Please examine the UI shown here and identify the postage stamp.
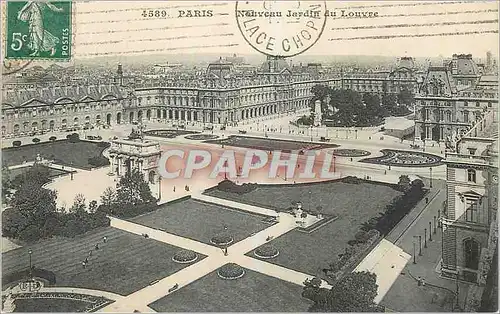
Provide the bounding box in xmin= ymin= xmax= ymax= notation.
xmin=236 ymin=1 xmax=327 ymax=57
xmin=5 ymin=1 xmax=72 ymax=60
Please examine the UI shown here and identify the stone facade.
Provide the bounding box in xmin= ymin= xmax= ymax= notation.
xmin=2 ymin=56 xmax=422 ymax=138
xmin=415 ymin=54 xmax=498 ymax=146
xmin=441 ymin=109 xmax=498 ymax=283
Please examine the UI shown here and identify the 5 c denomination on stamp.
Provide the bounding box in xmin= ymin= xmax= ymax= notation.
xmin=5 ymin=1 xmax=72 ymax=60
xmin=236 ymin=1 xmax=327 ymax=57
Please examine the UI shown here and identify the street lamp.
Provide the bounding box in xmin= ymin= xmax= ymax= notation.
xmin=434 ymin=216 xmax=437 ymax=234
xmin=429 ymin=167 xmax=433 ymax=188
xmin=424 ymin=229 xmax=427 ymax=248
xmin=28 ymin=249 xmax=33 ymax=279
xmin=412 ymin=237 xmax=417 ymax=264
xmin=310 ymin=126 xmax=313 ymax=142
xmin=429 ymin=221 xmax=433 ymax=241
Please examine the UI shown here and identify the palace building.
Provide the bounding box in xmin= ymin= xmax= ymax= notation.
xmin=1 ymin=55 xmax=439 ymax=138
xmin=441 ymin=108 xmax=498 ymax=307
xmin=414 ymin=54 xmax=498 ymax=147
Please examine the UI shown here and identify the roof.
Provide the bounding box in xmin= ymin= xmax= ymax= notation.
xmin=2 ymin=85 xmax=125 ymax=108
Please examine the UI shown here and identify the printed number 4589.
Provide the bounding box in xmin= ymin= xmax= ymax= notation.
xmin=11 ymin=33 xmax=27 ymax=51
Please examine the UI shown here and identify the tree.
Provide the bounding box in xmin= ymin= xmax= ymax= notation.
xmin=397 ymin=175 xmax=411 ymax=192
xmin=88 ymin=200 xmax=98 ymax=213
xmin=309 ymin=271 xmax=379 ymax=312
xmin=49 ymin=136 xmax=57 ymax=142
xmin=11 ymin=181 xmax=57 ymax=225
xmin=70 ymin=194 xmax=86 ymax=214
xmin=2 ymin=208 xmax=29 ymax=238
xmin=18 ymin=225 xmax=42 ymax=242
xmin=115 ymin=169 xmax=155 ymax=206
xmin=100 ymin=187 xmax=116 ymax=206
xmin=13 ymin=141 xmax=21 ymax=147
xmin=32 ymin=138 xmax=40 ymax=144
xmin=411 ymin=178 xmax=425 ymax=192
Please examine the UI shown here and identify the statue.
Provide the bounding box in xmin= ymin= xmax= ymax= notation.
xmin=313 ymin=100 xmax=322 ymax=127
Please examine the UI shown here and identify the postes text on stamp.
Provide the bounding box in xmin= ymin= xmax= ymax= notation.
xmin=5 ymin=1 xmax=72 ymax=60
xmin=236 ymin=1 xmax=327 ymax=57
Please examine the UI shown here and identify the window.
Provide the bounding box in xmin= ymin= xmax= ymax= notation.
xmin=465 ymin=200 xmax=479 ymax=222
xmin=488 ymin=102 xmax=492 ymax=108
xmin=464 ymin=239 xmax=480 ymax=270
xmin=467 ymin=148 xmax=477 ymax=155
xmin=464 ymin=101 xmax=468 ymax=106
xmin=467 ymin=169 xmax=476 ymax=183
xmin=476 ymin=101 xmax=480 ymax=107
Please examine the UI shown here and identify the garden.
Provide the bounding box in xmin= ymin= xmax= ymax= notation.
xmin=144 ymin=129 xmax=198 ymax=139
xmin=2 ymin=227 xmax=203 ymax=295
xmin=148 ymin=268 xmax=312 ymax=312
xmin=204 ymin=135 xmax=339 ymax=153
xmin=360 ymin=149 xmax=443 ymax=167
xmin=130 ymin=198 xmax=271 ymax=246
xmin=332 ymin=148 xmax=371 ymax=157
xmin=207 ymin=178 xmax=425 ymax=278
xmin=2 ymin=139 xmax=110 ymax=169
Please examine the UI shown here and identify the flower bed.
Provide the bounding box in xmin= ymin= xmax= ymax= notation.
xmin=360 ymin=149 xmax=443 ymax=167
xmin=172 ymin=250 xmax=198 ymax=264
xmin=254 ymin=245 xmax=279 ymax=259
xmin=144 ymin=129 xmax=198 ymax=139
xmin=217 ymin=263 xmax=245 ymax=280
xmin=332 ymin=149 xmax=371 ymax=157
xmin=185 ymin=134 xmax=219 ymax=140
xmin=210 ymin=234 xmax=234 ymax=246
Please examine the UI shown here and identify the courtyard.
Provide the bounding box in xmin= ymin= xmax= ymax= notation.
xmin=2 ymin=227 xmax=203 ymax=295
xmin=2 ymin=140 xmax=109 ymax=169
xmin=204 ymin=135 xmax=339 ymax=152
xmin=148 ymin=268 xmax=312 ymax=312
xmin=130 ymin=198 xmax=272 ymax=246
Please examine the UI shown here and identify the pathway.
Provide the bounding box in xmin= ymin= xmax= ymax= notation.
xmin=101 ymin=256 xmax=222 ymax=313
xmin=235 ymin=255 xmax=332 ymax=289
xmin=102 ymin=203 xmax=325 ymax=312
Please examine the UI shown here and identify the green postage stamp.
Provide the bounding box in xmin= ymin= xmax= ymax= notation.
xmin=5 ymin=1 xmax=72 ymax=60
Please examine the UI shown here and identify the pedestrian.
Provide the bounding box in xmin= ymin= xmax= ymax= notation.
xmin=224 ymin=247 xmax=228 ymax=256
xmin=173 ymin=186 xmax=176 ymax=192
xmin=95 ymin=243 xmax=99 ymax=250
xmin=82 ymin=261 xmax=87 ymax=269
xmin=103 ymin=236 xmax=107 ymax=243
xmin=88 ymin=250 xmax=92 ymax=257
xmin=84 ymin=257 xmax=88 ymax=264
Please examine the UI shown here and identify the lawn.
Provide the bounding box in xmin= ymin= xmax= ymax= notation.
xmin=130 ymin=198 xmax=271 ymax=246
xmin=205 ymin=135 xmax=339 ymax=153
xmin=13 ymin=298 xmax=91 ymax=312
xmin=148 ymin=268 xmax=312 ymax=312
xmin=207 ymin=179 xmax=403 ymax=275
xmin=8 ymin=165 xmax=72 ymax=181
xmin=2 ymin=227 xmax=204 ymax=295
xmin=2 ymin=140 xmax=109 ymax=169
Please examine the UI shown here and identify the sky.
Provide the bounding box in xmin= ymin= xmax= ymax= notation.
xmin=71 ymin=0 xmax=499 ymax=60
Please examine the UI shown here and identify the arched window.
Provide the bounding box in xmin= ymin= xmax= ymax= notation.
xmin=464 ymin=238 xmax=480 ymax=270
xmin=467 ymin=169 xmax=476 ymax=183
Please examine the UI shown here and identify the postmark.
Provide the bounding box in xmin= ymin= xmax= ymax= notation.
xmin=5 ymin=1 xmax=72 ymax=60
xmin=235 ymin=1 xmax=327 ymax=57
